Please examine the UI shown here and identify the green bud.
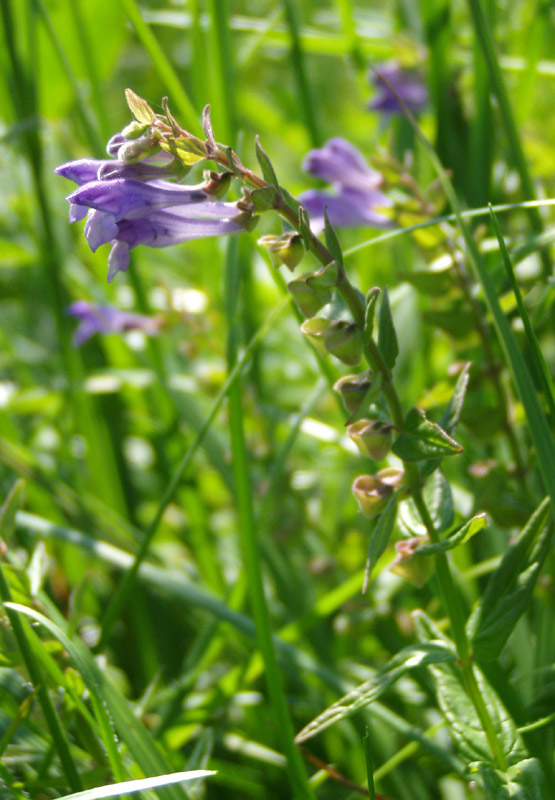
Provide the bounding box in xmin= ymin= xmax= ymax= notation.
xmin=119 ymin=134 xmax=161 ymax=163
xmin=289 ymin=278 xmax=329 ymax=317
xmin=121 ymin=120 xmax=152 ymax=140
xmin=333 ymin=372 xmax=373 ymax=415
xmin=347 ymin=419 xmax=393 ymax=460
xmin=300 ymin=318 xmax=331 ymax=356
xmin=352 ymin=474 xmax=393 ymax=519
xmin=324 ymin=320 xmax=362 ymax=365
xmin=202 ymin=170 xmax=233 ymax=199
xmin=258 ymin=233 xmax=305 ymax=271
xmin=390 ymin=537 xmax=434 ymax=587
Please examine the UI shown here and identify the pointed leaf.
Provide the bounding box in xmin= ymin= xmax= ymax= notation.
xmin=255 ymin=135 xmax=279 ymax=188
xmin=469 ymin=498 xmax=552 ymax=662
xmin=393 ymin=407 xmax=463 ymax=462
xmin=363 ymin=287 xmax=380 ymax=346
xmin=323 ymin=209 xmax=343 ymax=266
xmin=399 ymin=471 xmax=454 ymax=535
xmin=377 ymin=287 xmax=398 ymax=370
xmin=294 ymin=642 xmax=455 ymax=743
xmin=363 ymin=493 xmax=399 ymax=592
xmin=411 ymin=513 xmax=487 ymax=557
xmin=159 ymin=137 xmax=207 ymax=166
xmin=298 ymin=205 xmax=312 ymax=250
xmin=422 ymin=363 xmax=470 ymax=476
xmin=124 ymin=88 xmax=155 ymax=124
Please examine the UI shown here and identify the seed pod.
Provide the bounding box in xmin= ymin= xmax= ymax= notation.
xmin=347 ymin=419 xmax=393 ymax=460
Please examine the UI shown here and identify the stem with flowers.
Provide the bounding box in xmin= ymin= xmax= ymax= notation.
xmin=151 ymin=97 xmax=508 ymax=770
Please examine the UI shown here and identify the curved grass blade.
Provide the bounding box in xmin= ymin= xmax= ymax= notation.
xmin=56 ymin=771 xmax=216 ymax=800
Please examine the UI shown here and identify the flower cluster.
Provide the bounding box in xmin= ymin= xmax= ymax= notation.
xmin=299 ymin=138 xmax=393 ymax=233
xmin=56 ymin=131 xmax=248 ymax=282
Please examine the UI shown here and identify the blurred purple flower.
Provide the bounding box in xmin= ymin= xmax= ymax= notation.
xmin=56 ymin=130 xmax=247 ymax=282
xmin=369 ymin=62 xmax=428 ymax=115
xmin=299 ymin=138 xmax=392 ymax=233
xmin=67 ymin=301 xmax=161 ymax=346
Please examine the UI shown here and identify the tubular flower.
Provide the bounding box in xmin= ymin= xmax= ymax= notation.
xmin=298 ymin=138 xmax=393 ymax=233
xmin=66 ymin=301 xmax=162 ymax=346
xmin=56 ymin=131 xmax=249 ymax=282
xmin=369 ymin=62 xmax=428 ymax=115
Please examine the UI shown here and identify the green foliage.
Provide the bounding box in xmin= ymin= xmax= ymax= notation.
xmin=1 ymin=1 xmax=554 ymax=798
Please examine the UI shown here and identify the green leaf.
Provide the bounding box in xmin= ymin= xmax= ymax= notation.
xmin=255 ymin=135 xmax=279 ymax=188
xmin=294 ymin=642 xmax=455 ymax=744
xmin=412 ymin=513 xmax=487 ymax=557
xmin=468 ymin=497 xmax=552 ymax=662
xmin=399 ymin=471 xmax=454 ymax=535
xmin=421 ymin=363 xmax=470 ymax=477
xmin=323 ymin=208 xmax=343 ymax=265
xmin=393 ymin=407 xmax=464 ymax=462
xmin=250 ymin=186 xmax=280 ymax=211
xmin=430 ymin=662 xmax=524 ymax=765
xmin=159 ymin=137 xmax=207 ymax=166
xmin=298 ymin=205 xmax=312 ymax=250
xmin=363 ymin=287 xmax=380 ymax=346
xmin=377 ymin=287 xmax=398 ymax=370
xmin=476 ymin=758 xmax=546 ymax=800
xmin=362 ymin=494 xmax=399 ymax=592
xmin=124 ymin=88 xmax=155 ymax=124
xmin=56 ymin=771 xmax=216 ymax=800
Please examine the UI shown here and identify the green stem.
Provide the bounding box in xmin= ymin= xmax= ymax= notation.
xmin=411 ymin=491 xmax=508 ymax=770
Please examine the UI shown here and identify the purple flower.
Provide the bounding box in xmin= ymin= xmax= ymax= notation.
xmin=369 ymin=62 xmax=428 ymax=115
xmin=56 ymin=130 xmax=248 ymax=282
xmin=66 ymin=301 xmax=161 ymax=346
xmin=299 ymin=138 xmax=392 ymax=233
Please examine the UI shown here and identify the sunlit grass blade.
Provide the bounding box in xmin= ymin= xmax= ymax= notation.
xmin=56 ymin=771 xmax=216 ymax=800
xmin=344 ymin=198 xmax=555 ymax=258
xmin=489 ymin=207 xmax=555 ymax=423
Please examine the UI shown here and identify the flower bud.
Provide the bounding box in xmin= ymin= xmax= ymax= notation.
xmin=352 ymin=474 xmax=393 ymax=519
xmin=121 ymin=120 xmax=152 ymax=140
xmin=258 ymin=233 xmax=305 ymax=271
xmin=333 ymin=372 xmax=373 ymax=414
xmin=324 ymin=320 xmax=362 ymax=365
xmin=202 ymin=170 xmax=233 ymax=199
xmin=300 ymin=317 xmax=331 ymax=355
xmin=390 ymin=537 xmax=434 ymax=587
xmin=118 ymin=133 xmax=161 ymax=163
xmin=347 ymin=419 xmax=393 ymax=460
xmin=288 ymin=276 xmax=330 ymax=317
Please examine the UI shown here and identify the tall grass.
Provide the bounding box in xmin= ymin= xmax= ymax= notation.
xmin=1 ymin=2 xmax=553 ymax=799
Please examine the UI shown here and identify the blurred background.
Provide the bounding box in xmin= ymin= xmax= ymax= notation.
xmin=1 ymin=2 xmax=554 ymax=798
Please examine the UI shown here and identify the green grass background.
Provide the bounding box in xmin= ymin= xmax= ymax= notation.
xmin=0 ymin=1 xmax=554 ymax=798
